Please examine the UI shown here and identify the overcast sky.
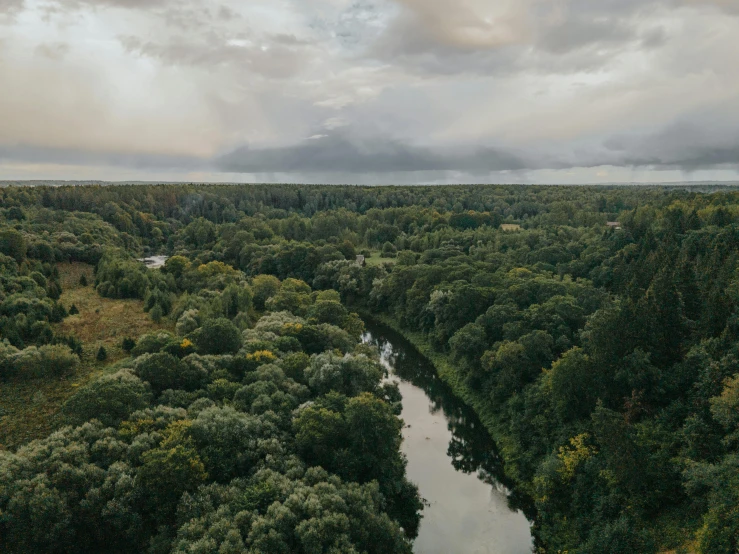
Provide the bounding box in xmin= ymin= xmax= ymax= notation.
xmin=1 ymin=0 xmax=739 ymax=184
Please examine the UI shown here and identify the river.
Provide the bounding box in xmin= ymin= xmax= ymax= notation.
xmin=362 ymin=321 xmax=534 ymax=554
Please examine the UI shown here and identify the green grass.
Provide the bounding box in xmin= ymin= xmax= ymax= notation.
xmin=0 ymin=263 xmax=173 ymax=451
xmin=364 ymin=251 xmax=396 ymax=267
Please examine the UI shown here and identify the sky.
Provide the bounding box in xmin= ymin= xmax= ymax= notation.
xmin=1 ymin=0 xmax=739 ymax=184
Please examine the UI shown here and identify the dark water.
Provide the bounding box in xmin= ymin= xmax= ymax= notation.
xmin=362 ymin=321 xmax=534 ymax=554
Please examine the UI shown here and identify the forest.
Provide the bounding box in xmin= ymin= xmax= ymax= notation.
xmin=2 ymin=183 xmax=739 ymax=553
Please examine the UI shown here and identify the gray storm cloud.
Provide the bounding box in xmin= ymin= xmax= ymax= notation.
xmin=216 ymin=132 xmax=528 ymax=174
xmin=1 ymin=0 xmax=739 ymax=182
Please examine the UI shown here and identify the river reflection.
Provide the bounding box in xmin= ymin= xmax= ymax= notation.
xmin=363 ymin=321 xmax=534 ymax=554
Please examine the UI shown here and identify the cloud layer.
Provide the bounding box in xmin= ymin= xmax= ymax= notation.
xmin=1 ymin=0 xmax=739 ymax=183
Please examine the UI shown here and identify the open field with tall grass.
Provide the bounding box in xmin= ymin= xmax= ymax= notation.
xmin=0 ymin=263 xmax=172 ymax=450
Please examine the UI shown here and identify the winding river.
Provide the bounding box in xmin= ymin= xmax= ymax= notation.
xmin=362 ymin=321 xmax=534 ymax=554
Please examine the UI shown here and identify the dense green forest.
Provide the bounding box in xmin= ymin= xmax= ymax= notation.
xmin=3 ymin=183 xmax=739 ymax=552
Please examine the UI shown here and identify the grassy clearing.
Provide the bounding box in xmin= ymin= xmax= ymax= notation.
xmin=364 ymin=251 xmax=396 ymax=267
xmin=0 ymin=263 xmax=173 ymax=451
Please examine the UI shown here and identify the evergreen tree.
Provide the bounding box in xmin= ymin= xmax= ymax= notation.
xmin=96 ymin=345 xmax=108 ymax=362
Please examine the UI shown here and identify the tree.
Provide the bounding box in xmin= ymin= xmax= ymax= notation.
xmin=307 ymin=300 xmax=348 ymax=327
xmin=190 ymin=317 xmax=242 ymax=355
xmin=0 ymin=229 xmax=27 ymax=261
xmin=149 ymin=303 xmax=163 ymax=323
xmin=96 ymin=345 xmax=108 ymax=361
xmin=62 ymin=369 xmax=152 ymax=426
xmin=251 ymin=274 xmax=281 ymax=310
xmin=449 ymin=322 xmax=487 ymax=371
xmin=382 ymin=241 xmax=398 ymax=258
xmin=189 ymin=406 xmax=273 ymax=482
xmin=134 ymin=351 xmax=208 ymax=394
xmin=305 ymin=352 xmax=383 ymax=397
xmin=138 ymin=433 xmax=208 ymax=518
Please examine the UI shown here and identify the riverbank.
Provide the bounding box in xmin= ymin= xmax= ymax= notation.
xmin=363 ymin=323 xmax=533 ymax=553
xmin=362 ymin=312 xmax=699 ymax=553
xmin=361 ymin=312 xmax=531 ymax=492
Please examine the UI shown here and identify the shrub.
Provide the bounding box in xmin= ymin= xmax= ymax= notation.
xmin=96 ymin=346 xmax=108 ymax=361
xmin=176 ymin=309 xmax=200 ymax=336
xmin=121 ymin=337 xmax=136 ymax=353
xmin=149 ymin=304 xmax=163 ymax=323
xmin=62 ymin=369 xmax=152 ymax=426
xmin=132 ymin=331 xmax=176 ymax=357
xmin=5 ymin=344 xmax=79 ymax=379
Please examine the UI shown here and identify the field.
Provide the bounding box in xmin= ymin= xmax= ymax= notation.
xmin=364 ymin=251 xmax=397 ymax=267
xmin=500 ymin=224 xmax=522 ymax=231
xmin=0 ymin=263 xmax=173 ymax=451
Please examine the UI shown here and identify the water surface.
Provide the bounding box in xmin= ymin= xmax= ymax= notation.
xmin=363 ymin=322 xmax=534 ymax=554
xmin=138 ymin=255 xmax=169 ymax=269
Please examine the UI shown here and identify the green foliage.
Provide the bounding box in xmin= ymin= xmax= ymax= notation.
xmin=63 ymin=369 xmax=152 ymax=426
xmin=121 ymin=337 xmax=136 ymax=352
xmin=96 ymin=345 xmax=108 ymax=361
xmin=95 ymin=251 xmax=150 ymax=299
xmin=9 ymin=183 xmax=739 ymax=552
xmin=304 ymin=352 xmax=383 ymax=397
xmin=0 ymin=228 xmax=27 ymax=261
xmin=0 ymin=343 xmax=79 ymax=380
xmin=136 ymin=351 xmax=209 ymax=394
xmin=190 ymin=317 xmax=242 ymax=355
xmin=251 ymin=274 xmax=281 ymax=310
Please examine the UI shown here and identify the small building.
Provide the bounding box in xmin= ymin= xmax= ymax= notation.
xmin=606 ymin=222 xmax=622 ymax=230
xmin=356 ymin=255 xmax=366 ymax=267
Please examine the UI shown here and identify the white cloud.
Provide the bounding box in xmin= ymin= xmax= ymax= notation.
xmin=0 ymin=0 xmax=738 ymax=182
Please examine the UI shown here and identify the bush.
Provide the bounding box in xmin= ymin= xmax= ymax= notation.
xmin=132 ymin=331 xmax=176 ymax=357
xmin=149 ymin=304 xmax=163 ymax=323
xmin=4 ymin=344 xmax=79 ymax=379
xmin=79 ymin=273 xmax=88 ymax=287
xmin=62 ymin=369 xmax=152 ymax=426
xmin=121 ymin=337 xmax=136 ymax=353
xmin=176 ymin=310 xmax=201 ymax=336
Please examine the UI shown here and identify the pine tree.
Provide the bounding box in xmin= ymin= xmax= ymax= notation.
xmin=96 ymin=345 xmax=108 ymax=362
xmin=69 ymin=304 xmax=79 ymax=315
xmin=79 ymin=273 xmax=89 ymax=287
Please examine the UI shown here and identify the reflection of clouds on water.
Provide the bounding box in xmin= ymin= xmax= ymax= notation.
xmin=362 ymin=324 xmax=534 ymax=554
xmin=138 ymin=255 xmax=169 ymax=269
